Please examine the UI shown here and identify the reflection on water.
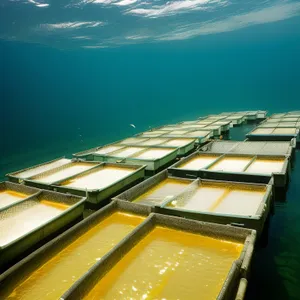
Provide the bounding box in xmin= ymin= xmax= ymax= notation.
xmin=1 ymin=0 xmax=300 ymax=48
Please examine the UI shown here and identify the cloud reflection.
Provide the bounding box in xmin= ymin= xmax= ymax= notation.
xmin=128 ymin=0 xmax=226 ymax=18
xmin=1 ymin=0 xmax=300 ymax=48
xmin=41 ymin=22 xmax=105 ymax=30
xmin=157 ymin=2 xmax=300 ymax=40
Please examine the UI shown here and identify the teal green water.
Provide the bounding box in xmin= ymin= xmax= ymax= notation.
xmin=1 ymin=0 xmax=300 ymax=298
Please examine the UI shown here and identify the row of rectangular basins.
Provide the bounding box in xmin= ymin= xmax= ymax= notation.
xmin=246 ymin=113 xmax=300 ymax=143
xmin=0 ymin=111 xmax=293 ymax=300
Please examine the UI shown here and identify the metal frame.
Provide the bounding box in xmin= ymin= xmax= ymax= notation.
xmin=23 ymin=161 xmax=101 ymax=190
xmin=52 ymin=162 xmax=146 ymax=204
xmin=168 ymin=151 xmax=290 ymax=188
xmin=0 ymin=181 xmax=40 ymax=212
xmin=6 ymin=157 xmax=71 ymax=183
xmin=0 ymin=190 xmax=85 ymax=270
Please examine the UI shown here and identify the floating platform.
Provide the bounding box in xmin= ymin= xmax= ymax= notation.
xmin=156 ymin=179 xmax=272 ymax=237
xmin=223 ymin=115 xmax=245 ymax=126
xmin=138 ymin=130 xmax=169 ymax=138
xmin=92 ymin=146 xmax=178 ymax=173
xmin=246 ymin=126 xmax=299 ymax=142
xmin=168 ymin=152 xmax=290 ymax=188
xmin=202 ymin=124 xmax=222 ymax=135
xmin=7 ymin=157 xmax=71 ymax=183
xmin=58 ymin=204 xmax=256 ymax=300
xmin=53 ymin=163 xmax=146 ymax=204
xmin=0 ymin=182 xmax=39 ymax=211
xmin=0 ymin=190 xmax=85 ymax=270
xmin=0 ymin=201 xmax=149 ymax=299
xmin=73 ymin=144 xmax=125 ymax=160
xmin=155 ymin=138 xmax=196 ymax=155
xmin=162 ymin=129 xmax=212 ymax=144
xmin=114 ymin=170 xmax=272 ymax=236
xmin=201 ymin=140 xmax=295 ymax=157
xmin=113 ymin=170 xmax=193 ymax=207
xmin=22 ymin=161 xmax=100 ymax=190
xmin=211 ymin=120 xmax=232 ymax=132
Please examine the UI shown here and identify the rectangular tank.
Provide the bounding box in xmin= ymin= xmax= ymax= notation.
xmin=169 ymin=152 xmax=290 ymax=188
xmin=0 ymin=182 xmax=39 ymax=211
xmin=244 ymin=157 xmax=286 ymax=175
xmin=59 ymin=209 xmax=256 ymax=300
xmin=139 ymin=130 xmax=168 ymax=137
xmin=0 ymin=201 xmax=150 ymax=299
xmin=178 ymin=124 xmax=207 ymax=129
xmin=73 ymin=144 xmax=125 ymax=160
xmin=138 ymin=138 xmax=169 ymax=146
xmin=104 ymin=146 xmax=145 ymax=159
xmin=211 ymin=121 xmax=231 ymax=132
xmin=157 ymin=179 xmax=272 ymax=236
xmin=251 ymin=128 xmax=274 ymax=135
xmin=158 ymin=138 xmax=196 ymax=155
xmin=208 ymin=155 xmax=253 ymax=172
xmin=119 ymin=137 xmax=149 ymax=146
xmin=93 ymin=144 xmax=125 ymax=156
xmin=247 ymin=126 xmax=299 ymax=141
xmin=258 ymin=141 xmax=294 ymax=156
xmin=203 ymin=125 xmax=222 ymax=136
xmin=7 ymin=157 xmax=71 ymax=183
xmin=173 ymin=153 xmax=221 ymax=175
xmin=101 ymin=147 xmax=178 ymax=172
xmin=179 ymin=120 xmax=199 ymax=125
xmin=24 ymin=161 xmax=100 ymax=189
xmin=281 ymin=117 xmax=299 ymax=122
xmin=273 ymin=128 xmax=297 ymax=134
xmin=203 ymin=140 xmax=293 ymax=157
xmin=202 ymin=140 xmax=240 ymax=153
xmin=127 ymin=148 xmax=178 ymax=171
xmin=0 ymin=190 xmax=85 ymax=270
xmin=225 ymin=115 xmax=244 ymax=125
xmin=197 ymin=121 xmax=213 ymax=125
xmin=113 ymin=170 xmax=194 ymax=207
xmin=257 ymin=111 xmax=267 ymax=119
xmin=53 ymin=163 xmax=146 ymax=204
xmin=157 ymin=125 xmax=182 ymax=131
xmin=184 ymin=130 xmax=212 ymax=142
xmin=245 ymin=111 xmax=258 ymax=120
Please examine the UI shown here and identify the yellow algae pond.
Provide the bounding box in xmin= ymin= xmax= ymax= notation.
xmin=133 ymin=178 xmax=190 ymax=206
xmin=85 ymin=226 xmax=243 ymax=300
xmin=0 ymin=199 xmax=69 ymax=247
xmin=60 ymin=166 xmax=134 ymax=190
xmin=178 ymin=155 xmax=220 ymax=170
xmin=167 ymin=183 xmax=266 ymax=217
xmin=4 ymin=212 xmax=144 ymax=300
xmin=0 ymin=190 xmax=30 ymax=209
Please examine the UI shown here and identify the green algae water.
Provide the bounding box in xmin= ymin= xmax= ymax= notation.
xmin=1 ymin=0 xmax=300 ymax=298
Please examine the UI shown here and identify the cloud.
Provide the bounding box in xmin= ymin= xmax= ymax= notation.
xmin=125 ymin=34 xmax=150 ymax=40
xmin=158 ymin=2 xmax=300 ymax=40
xmin=82 ymin=45 xmax=108 ymax=48
xmin=72 ymin=35 xmax=92 ymax=39
xmin=28 ymin=0 xmax=49 ymax=7
xmin=114 ymin=0 xmax=137 ymax=6
xmin=128 ymin=0 xmax=225 ymax=18
xmin=41 ymin=21 xmax=104 ymax=30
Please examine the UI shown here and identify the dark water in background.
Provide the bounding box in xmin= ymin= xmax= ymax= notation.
xmin=1 ymin=0 xmax=300 ymax=298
